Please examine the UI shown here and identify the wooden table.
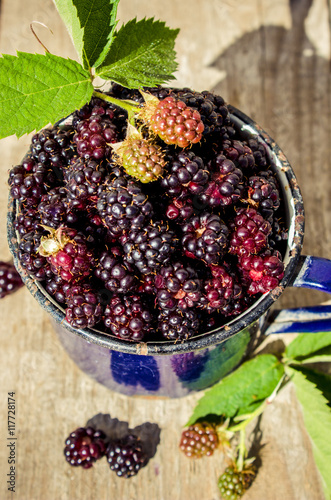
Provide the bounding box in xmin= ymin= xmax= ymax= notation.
xmin=0 ymin=1 xmax=330 ymax=498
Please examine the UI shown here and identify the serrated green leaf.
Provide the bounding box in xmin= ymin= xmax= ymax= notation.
xmin=293 ymin=366 xmax=331 ymax=406
xmin=287 ymin=366 xmax=331 ymax=499
xmin=96 ymin=18 xmax=179 ymax=88
xmin=286 ymin=332 xmax=331 ymax=361
xmin=186 ymin=354 xmax=284 ymax=426
xmin=54 ymin=0 xmax=120 ymax=69
xmin=0 ymin=52 xmax=93 ymax=138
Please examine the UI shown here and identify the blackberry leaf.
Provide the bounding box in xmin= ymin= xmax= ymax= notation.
xmin=96 ymin=18 xmax=179 ymax=88
xmin=186 ymin=354 xmax=284 ymax=426
xmin=54 ymin=0 xmax=120 ymax=69
xmin=285 ymin=331 xmax=331 ymax=362
xmin=287 ymin=366 xmax=331 ymax=500
xmin=0 ymin=52 xmax=94 ymax=139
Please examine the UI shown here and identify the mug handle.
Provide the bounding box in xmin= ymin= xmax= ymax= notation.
xmin=263 ymin=255 xmax=331 ymax=335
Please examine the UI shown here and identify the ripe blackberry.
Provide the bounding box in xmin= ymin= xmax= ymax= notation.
xmin=154 ymin=261 xmax=202 ymax=311
xmin=218 ymin=466 xmax=256 ymax=500
xmin=222 ymin=139 xmax=255 ymax=170
xmin=103 ymin=294 xmax=154 ymax=341
xmin=0 ymin=261 xmax=23 ymax=298
xmin=246 ymin=137 xmax=269 ymax=169
xmin=18 ymin=229 xmax=51 ymax=281
xmin=179 ymin=422 xmax=219 ymax=458
xmin=165 ymin=197 xmax=194 ymax=222
xmin=106 ymin=434 xmax=147 ymax=478
xmin=229 ymin=207 xmax=271 ymax=257
xmin=94 ymin=250 xmax=138 ymax=294
xmin=73 ymin=111 xmax=120 ymax=160
xmin=199 ymin=154 xmax=243 ymax=207
xmin=45 ymin=274 xmax=70 ymax=303
xmin=64 ymin=157 xmax=108 ymax=203
xmin=181 ymin=212 xmax=229 ymax=265
xmin=97 ymin=176 xmax=153 ymax=239
xmin=200 ymin=265 xmax=242 ymax=314
xmin=38 ymin=226 xmax=94 ymax=282
xmin=114 ymin=133 xmax=166 ymax=183
xmin=14 ymin=206 xmax=41 ymax=238
xmin=30 ymin=126 xmax=75 ymax=168
xmin=161 ymin=151 xmax=209 ymax=198
xmin=144 ymin=95 xmax=204 ymax=148
xmin=239 ymin=249 xmax=284 ymax=295
xmin=37 ymin=187 xmax=80 ymax=228
xmin=64 ymin=426 xmax=107 ymax=469
xmin=246 ymin=171 xmax=280 ymax=221
xmin=158 ymin=307 xmax=199 ymax=341
xmin=120 ymin=220 xmax=178 ymax=275
xmin=8 ymin=155 xmax=57 ymax=207
xmin=65 ymin=283 xmax=103 ymax=329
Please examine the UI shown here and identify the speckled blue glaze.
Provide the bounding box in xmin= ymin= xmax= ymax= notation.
xmin=7 ymin=106 xmax=331 ymax=398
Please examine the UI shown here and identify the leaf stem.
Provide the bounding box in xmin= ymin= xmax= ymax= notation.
xmin=237 ymin=428 xmax=246 ymax=472
xmin=92 ymin=90 xmax=141 ymax=121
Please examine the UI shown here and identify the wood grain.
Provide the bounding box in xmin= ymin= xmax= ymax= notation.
xmin=0 ymin=1 xmax=330 ymax=499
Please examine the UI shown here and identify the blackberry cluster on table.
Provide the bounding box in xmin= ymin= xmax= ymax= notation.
xmin=9 ymin=85 xmax=287 ymax=342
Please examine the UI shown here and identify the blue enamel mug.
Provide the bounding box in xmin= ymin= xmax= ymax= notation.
xmin=7 ymin=106 xmax=331 ymax=398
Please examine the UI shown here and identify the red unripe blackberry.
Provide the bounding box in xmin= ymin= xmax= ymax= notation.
xmin=65 ymin=283 xmax=103 ymax=329
xmin=179 ymin=422 xmax=219 ymax=458
xmin=239 ymin=250 xmax=284 ymax=294
xmin=199 ymin=155 xmax=243 ymax=207
xmin=73 ymin=113 xmax=119 ymax=160
xmin=115 ymin=135 xmax=166 ymax=183
xmin=38 ymin=226 xmax=94 ymax=282
xmin=154 ymin=261 xmax=202 ymax=311
xmin=103 ymin=294 xmax=154 ymax=341
xmin=181 ymin=212 xmax=229 ymax=265
xmin=94 ymin=250 xmax=138 ymax=294
xmin=158 ymin=307 xmax=199 ymax=341
xmin=229 ymin=207 xmax=271 ymax=257
xmin=148 ymin=95 xmax=204 ymax=148
xmin=161 ymin=151 xmax=209 ymax=198
xmin=97 ymin=176 xmax=153 ymax=239
xmin=120 ymin=220 xmax=178 ymax=275
xmin=64 ymin=426 xmax=107 ymax=469
xmin=218 ymin=466 xmax=256 ymax=499
xmin=106 ymin=434 xmax=147 ymax=478
xmin=0 ymin=261 xmax=23 ymax=298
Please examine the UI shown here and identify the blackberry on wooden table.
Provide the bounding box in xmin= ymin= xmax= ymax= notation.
xmin=106 ymin=434 xmax=147 ymax=478
xmin=64 ymin=426 xmax=107 ymax=469
xmin=0 ymin=261 xmax=23 ymax=299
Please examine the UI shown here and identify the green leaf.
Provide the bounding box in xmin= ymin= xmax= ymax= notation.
xmin=96 ymin=18 xmax=179 ymax=88
xmin=287 ymin=366 xmax=331 ymax=499
xmin=186 ymin=354 xmax=284 ymax=426
xmin=293 ymin=366 xmax=331 ymax=406
xmin=54 ymin=0 xmax=120 ymax=69
xmin=286 ymin=332 xmax=331 ymax=361
xmin=0 ymin=52 xmax=93 ymax=139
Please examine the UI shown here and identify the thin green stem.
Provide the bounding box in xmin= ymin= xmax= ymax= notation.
xmin=93 ymin=91 xmax=141 ymax=119
xmin=237 ymin=428 xmax=247 ymax=472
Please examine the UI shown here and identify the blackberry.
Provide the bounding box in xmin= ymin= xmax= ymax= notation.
xmin=103 ymin=294 xmax=154 ymax=341
xmin=218 ymin=466 xmax=256 ymax=500
xmin=94 ymin=250 xmax=138 ymax=294
xmin=64 ymin=157 xmax=109 ymax=203
xmin=73 ymin=111 xmax=120 ymax=160
xmin=30 ymin=126 xmax=75 ymax=168
xmin=8 ymin=155 xmax=57 ymax=207
xmin=120 ymin=220 xmax=178 ymax=275
xmin=65 ymin=283 xmax=103 ymax=329
xmin=179 ymin=422 xmax=219 ymax=458
xmin=158 ymin=307 xmax=199 ymax=341
xmin=181 ymin=212 xmax=229 ymax=265
xmin=45 ymin=274 xmax=70 ymax=303
xmin=38 ymin=226 xmax=94 ymax=282
xmin=37 ymin=187 xmax=80 ymax=228
xmin=154 ymin=261 xmax=202 ymax=311
xmin=222 ymin=139 xmax=255 ymax=170
xmin=143 ymin=95 xmax=204 ymax=148
xmin=106 ymin=434 xmax=147 ymax=478
xmin=18 ymin=229 xmax=51 ymax=281
xmin=161 ymin=151 xmax=209 ymax=198
xmin=199 ymin=154 xmax=243 ymax=207
xmin=246 ymin=137 xmax=269 ymax=169
xmin=165 ymin=197 xmax=194 ymax=222
xmin=64 ymin=426 xmax=107 ymax=469
xmin=239 ymin=249 xmax=284 ymax=295
xmin=246 ymin=171 xmax=280 ymax=221
xmin=114 ymin=132 xmax=166 ymax=183
xmin=229 ymin=207 xmax=271 ymax=257
xmin=97 ymin=176 xmax=153 ymax=239
xmin=200 ymin=265 xmax=242 ymax=314
xmin=0 ymin=261 xmax=23 ymax=298
xmin=14 ymin=206 xmax=41 ymax=238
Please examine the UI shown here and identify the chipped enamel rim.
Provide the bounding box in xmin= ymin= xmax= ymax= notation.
xmin=7 ymin=106 xmax=305 ymax=355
